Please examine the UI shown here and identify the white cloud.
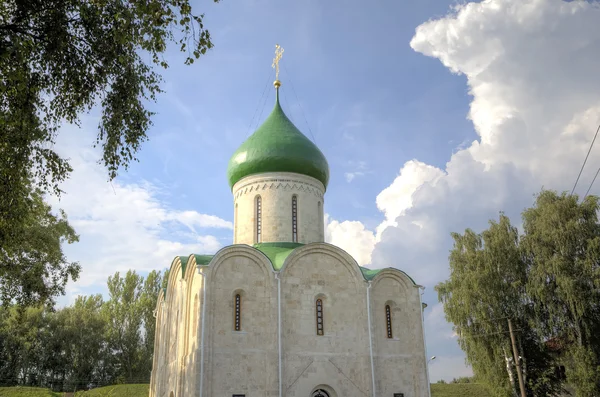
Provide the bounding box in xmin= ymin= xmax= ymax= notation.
xmin=375 ymin=160 xmax=444 ymax=240
xmin=344 ymin=172 xmax=365 ymax=183
xmin=49 ymin=123 xmax=231 ymax=292
xmin=369 ymin=0 xmax=600 ymax=283
xmin=328 ymin=0 xmax=600 ymax=380
xmin=324 ymin=214 xmax=375 ymax=266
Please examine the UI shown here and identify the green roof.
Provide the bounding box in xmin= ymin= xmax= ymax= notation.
xmin=194 ymin=254 xmax=213 ymax=266
xmin=227 ymin=90 xmax=330 ymax=190
xmin=162 ymin=245 xmax=415 ymax=299
xmin=253 ymin=242 xmax=304 ymax=270
xmin=178 ymin=256 xmax=189 ymax=276
xmin=359 ymin=266 xmax=383 ymax=280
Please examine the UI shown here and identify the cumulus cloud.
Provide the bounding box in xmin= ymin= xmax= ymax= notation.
xmin=49 ymin=123 xmax=231 ymax=293
xmin=375 ymin=160 xmax=444 ymax=240
xmin=328 ymin=0 xmax=600 ymax=379
xmin=324 ymin=214 xmax=376 ymax=266
xmin=371 ymin=0 xmax=600 ymax=282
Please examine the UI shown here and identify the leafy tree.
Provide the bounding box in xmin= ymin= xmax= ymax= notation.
xmin=0 ymin=185 xmax=79 ymax=306
xmin=0 ymin=269 xmax=165 ymax=390
xmin=63 ymin=295 xmax=108 ymax=390
xmin=521 ymin=191 xmax=600 ymax=397
xmin=437 ymin=214 xmax=562 ymax=397
xmin=138 ymin=270 xmax=163 ymax=377
xmin=0 ymin=0 xmax=218 ymax=303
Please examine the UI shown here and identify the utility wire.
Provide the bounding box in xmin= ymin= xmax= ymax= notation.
xmin=583 ymin=166 xmax=600 ymax=199
xmin=246 ymin=69 xmax=274 ymax=137
xmin=282 ymin=63 xmax=317 ymax=144
xmin=281 ymin=84 xmax=294 ymax=123
xmin=571 ymin=123 xmax=600 ymax=195
xmin=255 ymin=86 xmax=272 ymax=132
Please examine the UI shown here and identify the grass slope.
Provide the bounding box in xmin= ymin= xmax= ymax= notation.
xmin=75 ymin=384 xmax=149 ymax=396
xmin=1 ymin=383 xmax=490 ymax=397
xmin=0 ymin=387 xmax=61 ymax=397
xmin=431 ymin=383 xmax=492 ymax=397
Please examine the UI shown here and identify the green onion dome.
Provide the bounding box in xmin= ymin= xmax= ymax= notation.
xmin=227 ymin=88 xmax=330 ymax=190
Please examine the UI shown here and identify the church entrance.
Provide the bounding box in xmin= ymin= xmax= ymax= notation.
xmin=310 ymin=385 xmax=336 ymax=397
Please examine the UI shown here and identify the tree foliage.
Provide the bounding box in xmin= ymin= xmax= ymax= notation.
xmin=439 ymin=190 xmax=600 ymax=397
xmin=0 ymin=0 xmax=218 ymax=303
xmin=0 ymin=184 xmax=79 ymax=306
xmin=521 ymin=191 xmax=600 ymax=396
xmin=0 ymin=269 xmax=166 ymax=391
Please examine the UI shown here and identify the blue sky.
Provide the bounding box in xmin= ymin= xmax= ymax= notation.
xmin=126 ymin=0 xmax=474 ymax=228
xmin=51 ymin=0 xmax=600 ymax=382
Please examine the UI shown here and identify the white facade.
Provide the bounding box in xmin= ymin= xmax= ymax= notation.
xmin=233 ymin=172 xmax=325 ymax=245
xmin=150 ymin=174 xmax=430 ymax=397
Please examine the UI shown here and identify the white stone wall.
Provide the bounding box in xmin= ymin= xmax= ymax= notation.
xmin=371 ymin=271 xmax=429 ymax=397
xmin=150 ymin=244 xmax=429 ymax=397
xmin=202 ymin=246 xmax=279 ymax=397
xmin=280 ymin=244 xmax=373 ymax=397
xmin=232 ymin=172 xmax=325 ymax=245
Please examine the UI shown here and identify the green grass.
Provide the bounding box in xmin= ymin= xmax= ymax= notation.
xmin=1 ymin=383 xmax=490 ymax=397
xmin=75 ymin=384 xmax=149 ymax=397
xmin=431 ymin=383 xmax=492 ymax=397
xmin=0 ymin=387 xmax=61 ymax=397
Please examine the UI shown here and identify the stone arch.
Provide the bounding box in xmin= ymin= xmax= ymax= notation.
xmin=209 ymin=244 xmax=274 ymax=279
xmin=203 ymin=245 xmax=276 ymax=395
xmin=371 ymin=268 xmax=415 ymax=293
xmin=311 ymin=385 xmax=337 ymax=397
xmin=280 ymin=242 xmax=365 ymax=288
xmin=165 ymin=256 xmax=183 ymax=303
xmin=183 ymin=254 xmax=199 ymax=282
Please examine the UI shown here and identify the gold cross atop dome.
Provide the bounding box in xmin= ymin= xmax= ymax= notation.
xmin=272 ymin=44 xmax=284 ymax=88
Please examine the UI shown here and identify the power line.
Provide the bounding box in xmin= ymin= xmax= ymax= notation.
xmin=281 ymin=83 xmax=294 ymax=123
xmin=583 ymin=166 xmax=600 ymax=199
xmin=254 ymin=74 xmax=274 ymax=133
xmin=282 ymin=63 xmax=317 ymax=144
xmin=245 ymin=69 xmax=274 ymax=137
xmin=571 ymin=123 xmax=600 ymax=195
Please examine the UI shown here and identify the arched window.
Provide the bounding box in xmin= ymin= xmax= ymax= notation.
xmin=192 ymin=294 xmax=199 ymax=339
xmin=318 ymin=201 xmax=323 ymax=236
xmin=234 ymin=203 xmax=238 ymax=242
xmin=255 ymin=196 xmax=262 ymax=243
xmin=292 ymin=195 xmax=298 ymax=242
xmin=386 ymin=304 xmax=393 ymax=338
xmin=234 ymin=293 xmax=242 ymax=331
xmin=316 ymin=299 xmax=324 ymax=336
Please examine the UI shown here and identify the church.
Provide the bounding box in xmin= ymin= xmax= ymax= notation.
xmin=149 ymin=50 xmax=429 ymax=397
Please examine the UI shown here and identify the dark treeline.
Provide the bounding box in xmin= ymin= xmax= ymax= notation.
xmin=0 ymin=269 xmax=167 ymax=392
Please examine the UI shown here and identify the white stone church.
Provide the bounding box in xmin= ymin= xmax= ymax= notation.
xmin=150 ymin=77 xmax=429 ymax=397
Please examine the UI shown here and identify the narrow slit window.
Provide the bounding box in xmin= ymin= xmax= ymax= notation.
xmin=234 ymin=203 xmax=238 ymax=242
xmin=292 ymin=195 xmax=298 ymax=243
xmin=318 ymin=201 xmax=322 ymax=236
xmin=316 ymin=299 xmax=324 ymax=336
xmin=234 ymin=294 xmax=241 ymax=331
xmin=386 ymin=304 xmax=393 ymax=338
xmin=256 ymin=196 xmax=262 ymax=243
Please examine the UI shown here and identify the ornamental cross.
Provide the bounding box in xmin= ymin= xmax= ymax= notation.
xmin=272 ymin=44 xmax=284 ymax=81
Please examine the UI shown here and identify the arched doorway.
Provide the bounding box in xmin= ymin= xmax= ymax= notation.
xmin=311 ymin=385 xmax=336 ymax=397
